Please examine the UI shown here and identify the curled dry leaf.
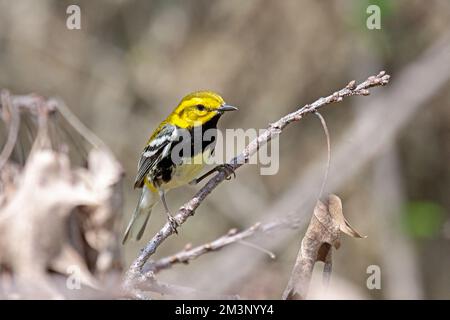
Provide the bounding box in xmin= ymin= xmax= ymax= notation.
xmin=283 ymin=194 xmax=365 ymax=300
xmin=328 ymin=194 xmax=366 ymax=240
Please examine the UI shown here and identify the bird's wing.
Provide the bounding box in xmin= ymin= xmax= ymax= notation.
xmin=134 ymin=123 xmax=178 ymax=188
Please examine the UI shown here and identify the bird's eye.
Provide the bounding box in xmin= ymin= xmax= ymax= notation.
xmin=196 ymin=104 xmax=206 ymax=111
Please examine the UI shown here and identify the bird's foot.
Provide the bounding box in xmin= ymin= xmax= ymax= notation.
xmin=189 ymin=164 xmax=236 ymax=185
xmin=217 ymin=164 xmax=236 ymax=180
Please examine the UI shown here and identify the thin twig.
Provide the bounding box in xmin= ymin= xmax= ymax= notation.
xmin=314 ymin=111 xmax=330 ymax=200
xmin=125 ymin=72 xmax=390 ymax=289
xmin=144 ymin=224 xmax=261 ymax=273
xmin=141 ymin=216 xmax=300 ymax=277
xmin=237 ymin=240 xmax=276 ymax=259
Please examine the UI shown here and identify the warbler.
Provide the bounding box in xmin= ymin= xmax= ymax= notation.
xmin=122 ymin=91 xmax=237 ymax=244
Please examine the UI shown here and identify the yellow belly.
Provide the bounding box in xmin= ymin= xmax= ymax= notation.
xmin=145 ymin=148 xmax=212 ymax=192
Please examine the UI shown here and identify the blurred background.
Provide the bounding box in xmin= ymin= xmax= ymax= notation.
xmin=0 ymin=0 xmax=449 ymax=299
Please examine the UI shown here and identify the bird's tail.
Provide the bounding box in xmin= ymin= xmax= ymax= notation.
xmin=122 ymin=187 xmax=158 ymax=244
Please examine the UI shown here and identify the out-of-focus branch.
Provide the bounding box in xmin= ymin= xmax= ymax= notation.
xmin=125 ymin=71 xmax=390 ymax=290
xmin=0 ymin=93 xmax=108 ymax=152
xmin=282 ymin=195 xmax=365 ymax=300
xmin=372 ymin=144 xmax=423 ymax=299
xmin=0 ymin=91 xmax=20 ymax=170
xmin=135 ymin=278 xmax=240 ymax=300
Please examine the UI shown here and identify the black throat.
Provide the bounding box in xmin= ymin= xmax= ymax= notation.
xmin=153 ymin=114 xmax=222 ymax=185
xmin=188 ymin=113 xmax=221 ymax=152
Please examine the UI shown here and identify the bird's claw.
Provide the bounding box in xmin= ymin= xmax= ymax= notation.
xmin=189 ymin=164 xmax=236 ymax=185
xmin=217 ymin=164 xmax=236 ymax=180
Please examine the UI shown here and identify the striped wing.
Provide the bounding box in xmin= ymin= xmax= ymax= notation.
xmin=133 ymin=123 xmax=178 ymax=189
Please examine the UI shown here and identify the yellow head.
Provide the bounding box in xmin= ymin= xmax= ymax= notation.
xmin=167 ymin=91 xmax=237 ymax=128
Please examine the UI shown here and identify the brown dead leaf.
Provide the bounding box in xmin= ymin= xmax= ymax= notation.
xmin=283 ymin=194 xmax=365 ymax=300
xmin=328 ymin=194 xmax=366 ymax=239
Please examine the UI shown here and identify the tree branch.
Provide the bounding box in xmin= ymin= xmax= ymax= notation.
xmin=124 ymin=71 xmax=390 ymax=290
xmin=144 ymin=216 xmax=301 ymax=274
xmin=0 ymin=91 xmax=21 ymax=170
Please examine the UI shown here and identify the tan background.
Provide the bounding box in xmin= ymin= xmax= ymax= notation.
xmin=1 ymin=0 xmax=449 ymax=299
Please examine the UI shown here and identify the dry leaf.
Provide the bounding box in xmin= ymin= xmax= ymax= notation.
xmin=283 ymin=194 xmax=365 ymax=300
xmin=328 ymin=194 xmax=366 ymax=239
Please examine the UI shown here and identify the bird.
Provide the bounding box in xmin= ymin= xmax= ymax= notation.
xmin=122 ymin=91 xmax=238 ymax=244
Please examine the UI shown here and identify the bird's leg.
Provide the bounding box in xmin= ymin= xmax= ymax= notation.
xmin=189 ymin=164 xmax=236 ymax=185
xmin=159 ymin=189 xmax=179 ymax=234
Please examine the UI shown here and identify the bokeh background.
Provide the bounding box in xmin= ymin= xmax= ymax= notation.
xmin=1 ymin=0 xmax=450 ymax=299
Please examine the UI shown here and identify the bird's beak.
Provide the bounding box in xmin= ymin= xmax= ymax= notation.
xmin=218 ymin=104 xmax=238 ymax=113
